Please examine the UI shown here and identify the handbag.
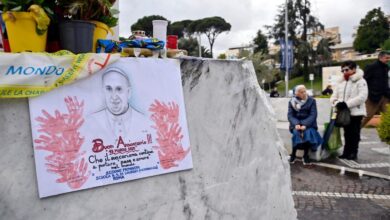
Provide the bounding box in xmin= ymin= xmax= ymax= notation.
xmin=326 ymin=126 xmax=342 ymax=154
xmin=318 ymin=109 xmax=343 ymax=160
xmin=335 ymin=108 xmax=351 ymax=127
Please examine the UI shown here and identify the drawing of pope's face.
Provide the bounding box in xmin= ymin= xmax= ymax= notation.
xmin=102 ymin=71 xmax=130 ymax=115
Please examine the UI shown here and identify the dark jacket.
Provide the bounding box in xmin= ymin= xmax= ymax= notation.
xmin=363 ymin=60 xmax=390 ymax=102
xmin=288 ymin=96 xmax=318 ymax=131
xmin=321 ymin=88 xmax=333 ymax=96
xmin=270 ymin=90 xmax=280 ymax=97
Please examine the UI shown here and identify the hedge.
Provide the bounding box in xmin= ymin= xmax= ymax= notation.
xmin=377 ymin=104 xmax=390 ymax=145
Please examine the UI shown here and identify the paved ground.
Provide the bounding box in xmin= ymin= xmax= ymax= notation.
xmin=277 ymin=124 xmax=390 ymax=220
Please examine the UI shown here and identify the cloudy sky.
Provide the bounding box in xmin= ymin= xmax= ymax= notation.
xmin=119 ymin=0 xmax=389 ymax=57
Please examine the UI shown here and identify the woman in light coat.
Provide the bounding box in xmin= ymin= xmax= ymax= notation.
xmin=330 ymin=60 xmax=368 ymax=160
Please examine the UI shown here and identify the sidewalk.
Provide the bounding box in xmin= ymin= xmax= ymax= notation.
xmin=277 ymin=122 xmax=390 ymax=220
xmin=277 ymin=121 xmax=390 ymax=178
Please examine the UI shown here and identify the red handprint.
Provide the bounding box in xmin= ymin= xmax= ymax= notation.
xmin=149 ymin=100 xmax=190 ymax=169
xmin=34 ymin=96 xmax=89 ymax=189
xmin=67 ymin=158 xmax=90 ymax=189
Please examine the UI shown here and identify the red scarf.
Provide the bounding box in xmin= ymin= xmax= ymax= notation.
xmin=344 ymin=72 xmax=354 ymax=81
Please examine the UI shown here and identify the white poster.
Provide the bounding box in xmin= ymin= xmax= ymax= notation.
xmin=322 ymin=66 xmax=341 ymax=90
xmin=29 ymin=58 xmax=192 ymax=198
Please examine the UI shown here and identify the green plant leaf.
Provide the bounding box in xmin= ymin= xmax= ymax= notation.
xmin=33 ymin=0 xmax=45 ymax=5
xmin=110 ymin=8 xmax=119 ymax=15
xmin=11 ymin=6 xmax=22 ymax=11
xmin=43 ymin=6 xmax=53 ymax=15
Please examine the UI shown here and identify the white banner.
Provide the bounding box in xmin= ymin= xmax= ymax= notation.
xmin=0 ymin=51 xmax=119 ymax=98
xmin=29 ymin=58 xmax=192 ymax=198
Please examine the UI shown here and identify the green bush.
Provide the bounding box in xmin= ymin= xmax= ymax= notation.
xmin=377 ymin=104 xmax=390 ymax=145
xmin=381 ymin=39 xmax=390 ymax=51
xmin=276 ymin=75 xmax=323 ymax=95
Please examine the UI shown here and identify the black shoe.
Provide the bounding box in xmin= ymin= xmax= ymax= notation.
xmin=346 ymin=153 xmax=357 ymax=160
xmin=303 ymin=157 xmax=311 ymax=165
xmin=338 ymin=154 xmax=348 ymax=159
xmin=289 ymin=155 xmax=296 ymax=164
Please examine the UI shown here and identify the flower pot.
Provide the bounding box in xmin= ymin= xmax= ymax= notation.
xmin=59 ymin=20 xmax=96 ymax=54
xmin=2 ymin=12 xmax=48 ymax=52
xmin=91 ymin=20 xmax=113 ymax=53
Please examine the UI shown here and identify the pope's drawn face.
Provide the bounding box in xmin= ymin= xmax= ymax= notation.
xmin=102 ymin=71 xmax=130 ymax=115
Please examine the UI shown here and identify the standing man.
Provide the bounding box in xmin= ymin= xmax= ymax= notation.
xmin=361 ymin=51 xmax=390 ymax=127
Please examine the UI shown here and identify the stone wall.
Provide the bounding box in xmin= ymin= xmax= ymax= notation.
xmin=270 ymin=97 xmax=332 ymax=125
xmin=0 ymin=58 xmax=297 ymax=220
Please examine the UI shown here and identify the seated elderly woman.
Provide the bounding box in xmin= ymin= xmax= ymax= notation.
xmin=288 ymin=85 xmax=322 ymax=165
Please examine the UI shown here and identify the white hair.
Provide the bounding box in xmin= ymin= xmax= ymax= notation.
xmin=294 ymin=85 xmax=306 ymax=95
